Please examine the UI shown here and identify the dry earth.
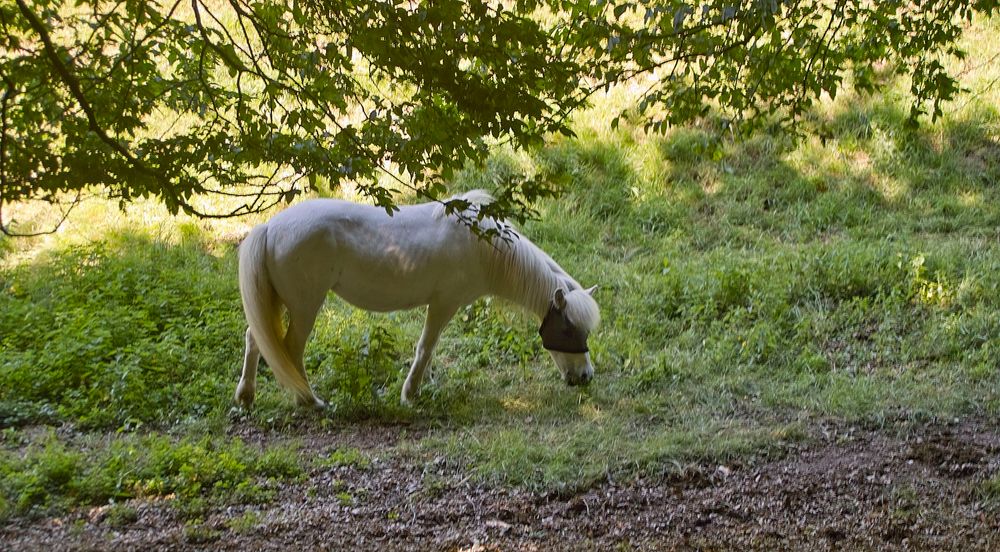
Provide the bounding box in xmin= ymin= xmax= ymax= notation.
xmin=3 ymin=420 xmax=999 ymax=551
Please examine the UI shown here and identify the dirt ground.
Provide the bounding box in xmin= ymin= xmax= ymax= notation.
xmin=4 ymin=420 xmax=999 ymax=551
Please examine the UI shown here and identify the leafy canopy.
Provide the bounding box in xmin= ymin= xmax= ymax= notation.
xmin=0 ymin=0 xmax=996 ymax=233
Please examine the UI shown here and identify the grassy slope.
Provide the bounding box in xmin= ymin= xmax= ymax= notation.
xmin=1 ymin=18 xmax=998 ymax=518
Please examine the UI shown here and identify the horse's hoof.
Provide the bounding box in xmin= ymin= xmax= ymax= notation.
xmin=400 ymin=389 xmax=417 ymax=407
xmin=296 ymin=394 xmax=326 ymax=410
xmin=234 ymin=385 xmax=255 ymax=410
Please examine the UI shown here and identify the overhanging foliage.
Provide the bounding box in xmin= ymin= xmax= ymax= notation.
xmin=0 ymin=1 xmax=996 ymax=234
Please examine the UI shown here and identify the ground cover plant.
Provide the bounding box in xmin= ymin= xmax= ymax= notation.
xmin=0 ymin=15 xmax=998 ymax=551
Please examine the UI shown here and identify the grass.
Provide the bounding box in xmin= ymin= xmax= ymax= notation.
xmin=0 ymin=429 xmax=301 ymax=519
xmin=980 ymin=474 xmax=1000 ymax=511
xmin=0 ymin=16 xmax=998 ymax=519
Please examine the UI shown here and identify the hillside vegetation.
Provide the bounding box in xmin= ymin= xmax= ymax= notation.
xmin=1 ymin=18 xmax=998 ymax=524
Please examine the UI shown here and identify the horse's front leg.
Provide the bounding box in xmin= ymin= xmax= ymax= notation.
xmin=235 ymin=327 xmax=260 ymax=409
xmin=402 ymin=303 xmax=459 ymax=406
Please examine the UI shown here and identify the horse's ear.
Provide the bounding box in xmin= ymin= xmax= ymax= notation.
xmin=553 ymin=287 xmax=568 ymax=310
xmin=584 ymin=285 xmax=598 ymax=296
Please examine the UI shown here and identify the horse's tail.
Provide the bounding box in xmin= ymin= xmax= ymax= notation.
xmin=238 ymin=224 xmax=315 ymax=404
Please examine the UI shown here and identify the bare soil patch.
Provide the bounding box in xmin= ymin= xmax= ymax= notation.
xmin=4 ymin=420 xmax=999 ymax=551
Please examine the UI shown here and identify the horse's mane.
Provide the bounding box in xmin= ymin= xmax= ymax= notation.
xmin=432 ymin=189 xmax=497 ymax=219
xmin=438 ymin=190 xmax=600 ymax=332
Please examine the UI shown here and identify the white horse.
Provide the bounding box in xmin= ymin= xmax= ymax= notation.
xmin=235 ymin=190 xmax=600 ymax=408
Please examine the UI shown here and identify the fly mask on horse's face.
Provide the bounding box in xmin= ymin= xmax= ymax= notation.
xmin=539 ymin=287 xmax=595 ymax=386
xmin=539 ymin=302 xmax=589 ymax=354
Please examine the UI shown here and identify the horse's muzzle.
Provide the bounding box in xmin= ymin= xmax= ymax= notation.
xmin=565 ymin=371 xmax=593 ymax=387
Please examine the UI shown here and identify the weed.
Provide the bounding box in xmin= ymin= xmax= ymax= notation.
xmin=105 ymin=503 xmax=139 ymax=527
xmin=315 ymin=447 xmax=371 ymax=470
xmin=183 ymin=520 xmax=222 ymax=544
xmin=225 ymin=510 xmax=263 ymax=533
xmin=335 ymin=491 xmax=354 ymax=506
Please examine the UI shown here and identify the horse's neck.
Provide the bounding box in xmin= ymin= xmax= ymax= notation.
xmin=486 ymin=236 xmax=574 ymax=319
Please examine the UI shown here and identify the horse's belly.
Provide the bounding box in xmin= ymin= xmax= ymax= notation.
xmin=330 ymin=263 xmax=476 ymax=312
xmin=332 ymin=276 xmax=430 ymax=312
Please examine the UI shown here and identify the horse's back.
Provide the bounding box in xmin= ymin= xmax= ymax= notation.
xmin=262 ymin=199 xmax=488 ymax=311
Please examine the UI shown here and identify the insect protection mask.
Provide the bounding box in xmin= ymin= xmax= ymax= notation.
xmin=538 ymin=302 xmax=589 ymax=353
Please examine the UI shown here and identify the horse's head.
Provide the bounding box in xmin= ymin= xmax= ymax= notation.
xmin=539 ymin=285 xmax=600 ymax=386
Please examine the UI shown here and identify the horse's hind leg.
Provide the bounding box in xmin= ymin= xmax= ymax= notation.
xmin=402 ymin=302 xmax=459 ymax=405
xmin=235 ymin=328 xmax=260 ymax=408
xmin=284 ymin=297 xmax=326 ymax=408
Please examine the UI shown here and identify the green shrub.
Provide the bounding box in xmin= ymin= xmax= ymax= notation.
xmin=0 ymin=234 xmax=241 ymax=429
xmin=308 ymin=310 xmax=405 ymax=416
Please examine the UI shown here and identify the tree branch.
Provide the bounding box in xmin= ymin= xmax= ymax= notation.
xmin=13 ymin=0 xmax=171 ymax=191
